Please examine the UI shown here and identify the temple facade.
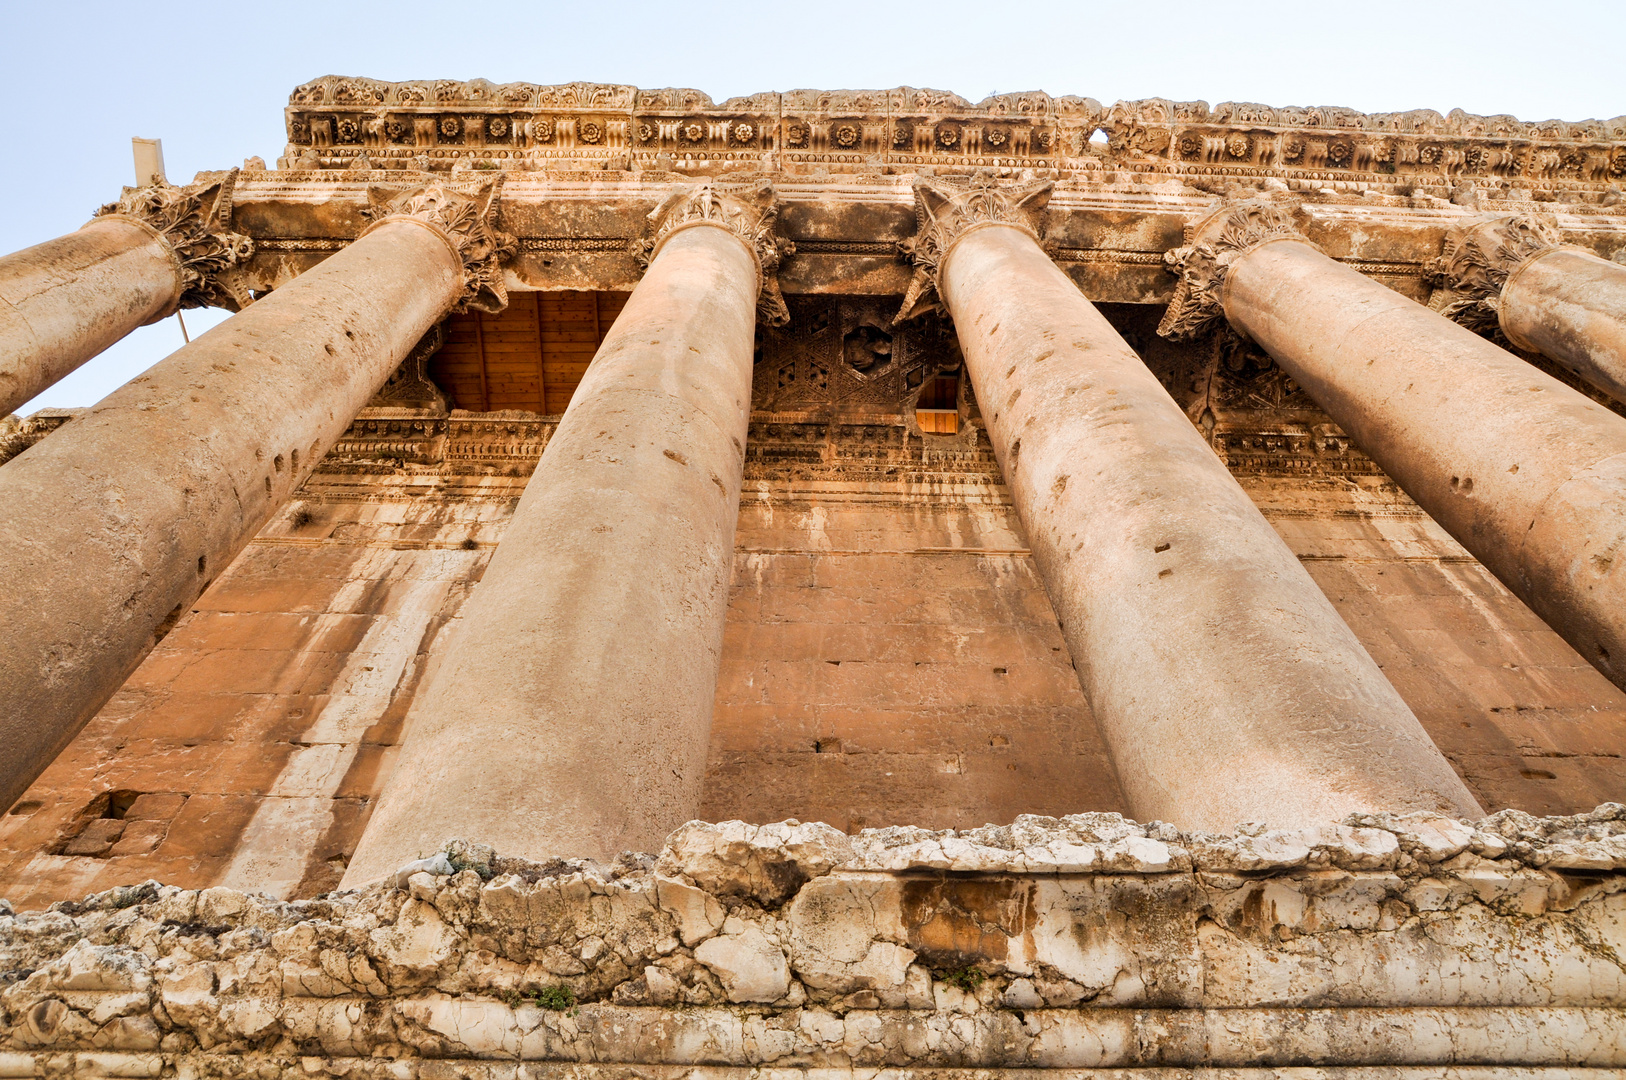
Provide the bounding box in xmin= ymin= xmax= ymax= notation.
xmin=1 ymin=78 xmax=1626 ymax=1074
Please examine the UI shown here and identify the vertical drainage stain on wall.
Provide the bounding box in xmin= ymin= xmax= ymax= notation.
xmin=217 ymin=551 xmax=468 ymax=898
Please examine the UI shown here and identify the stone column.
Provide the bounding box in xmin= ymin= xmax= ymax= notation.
xmin=1162 ymin=199 xmax=1626 ymax=695
xmin=0 ymin=173 xmax=254 ymax=416
xmin=895 ymin=175 xmax=1479 ymax=832
xmin=342 ymin=182 xmax=790 ymax=884
xmin=0 ymin=180 xmax=513 ymax=814
xmin=1427 ymin=213 xmax=1626 ymax=404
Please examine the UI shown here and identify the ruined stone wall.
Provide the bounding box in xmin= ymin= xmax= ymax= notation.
xmin=2 ymin=812 xmax=1624 ymax=1075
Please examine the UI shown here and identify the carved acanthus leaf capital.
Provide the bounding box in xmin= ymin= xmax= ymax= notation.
xmin=1157 ymin=200 xmax=1306 ymax=341
xmin=637 ymin=180 xmax=794 ymax=328
xmin=363 ymin=178 xmax=516 ymax=313
xmin=95 ymin=170 xmax=256 ymax=311
xmin=1424 ymin=213 xmax=1565 ymax=333
xmin=895 ymin=171 xmax=1053 ymax=324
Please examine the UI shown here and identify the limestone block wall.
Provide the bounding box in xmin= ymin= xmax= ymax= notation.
xmin=2 ymin=812 xmax=1624 ymax=1075
xmin=1248 ymin=476 xmax=1626 ymax=813
xmin=705 ymin=490 xmax=1126 ymax=831
xmin=0 ymin=493 xmax=502 ymax=910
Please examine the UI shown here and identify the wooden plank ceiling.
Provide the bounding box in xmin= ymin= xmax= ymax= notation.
xmin=429 ymin=291 xmax=629 ymax=413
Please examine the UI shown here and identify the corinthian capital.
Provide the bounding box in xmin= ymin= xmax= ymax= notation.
xmin=1157 ymin=200 xmax=1305 ymax=341
xmin=1424 ymin=214 xmax=1565 ymax=333
xmin=95 ymin=170 xmax=255 ymax=311
xmin=895 ymin=171 xmax=1053 ymax=323
xmin=363 ymin=178 xmax=516 ymax=313
xmin=640 ymin=180 xmax=794 ymax=327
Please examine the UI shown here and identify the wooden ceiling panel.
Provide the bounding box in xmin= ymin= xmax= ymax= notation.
xmin=429 ymin=291 xmax=628 ymax=414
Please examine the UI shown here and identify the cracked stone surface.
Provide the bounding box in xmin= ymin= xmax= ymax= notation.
xmin=1 ymin=809 xmax=1624 ymax=1075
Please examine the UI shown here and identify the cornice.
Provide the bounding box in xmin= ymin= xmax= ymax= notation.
xmin=280 ymin=76 xmax=1626 ymax=198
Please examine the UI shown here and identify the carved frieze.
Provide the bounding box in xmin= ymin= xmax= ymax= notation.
xmin=1424 ymin=213 xmax=1567 ymax=332
xmin=367 ymin=323 xmax=449 ymax=411
xmin=281 ymin=78 xmax=1626 ymax=195
xmin=95 ymin=170 xmax=256 ymax=310
xmin=361 ymin=178 xmax=516 ymax=312
xmin=753 ymin=297 xmax=962 ymax=413
xmin=639 ymin=180 xmax=794 ymax=326
xmin=1157 ymin=200 xmax=1306 ymax=341
xmin=895 ymin=171 xmax=1053 ymax=322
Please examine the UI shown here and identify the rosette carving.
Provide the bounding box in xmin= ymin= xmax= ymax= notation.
xmin=636 ymin=180 xmax=794 ymax=327
xmin=95 ymin=170 xmax=256 ymax=311
xmin=894 ymin=170 xmax=1053 ymax=323
xmin=1157 ymin=200 xmax=1306 ymax=341
xmin=362 ymin=178 xmax=516 ymax=313
xmin=1424 ymin=214 xmax=1566 ymax=333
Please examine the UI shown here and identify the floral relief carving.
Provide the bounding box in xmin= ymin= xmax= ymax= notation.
xmin=95 ymin=170 xmax=256 ymax=311
xmin=283 ymin=78 xmax=1626 ymax=189
xmin=362 ymin=178 xmax=516 ymax=314
xmin=1157 ymin=200 xmax=1306 ymax=342
xmin=895 ymin=170 xmax=1053 ymax=324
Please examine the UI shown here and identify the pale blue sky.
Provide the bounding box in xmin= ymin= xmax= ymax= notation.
xmin=4 ymin=0 xmax=1621 ymax=412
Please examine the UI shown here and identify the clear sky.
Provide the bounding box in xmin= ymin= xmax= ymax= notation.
xmin=4 ymin=0 xmax=1622 ymax=413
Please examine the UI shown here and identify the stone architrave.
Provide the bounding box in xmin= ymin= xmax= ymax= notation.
xmin=0 ymin=172 xmax=254 ymax=416
xmin=1162 ymin=199 xmax=1626 ymax=694
xmin=898 ymin=173 xmax=1480 ymax=831
xmin=341 ymin=180 xmax=789 ymax=885
xmin=0 ymin=179 xmax=512 ymax=814
xmin=1426 ymin=213 xmax=1626 ymax=405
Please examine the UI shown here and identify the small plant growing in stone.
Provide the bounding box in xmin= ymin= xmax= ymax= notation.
xmin=939 ymin=966 xmax=986 ymax=992
xmin=444 ymin=839 xmax=497 ymax=880
xmin=533 ymin=985 xmax=576 ymax=1012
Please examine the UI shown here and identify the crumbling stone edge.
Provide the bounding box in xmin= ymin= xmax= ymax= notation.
xmin=2 ymin=809 xmax=1624 ymax=1074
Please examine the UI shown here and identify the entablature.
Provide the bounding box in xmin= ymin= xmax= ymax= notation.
xmin=226 ymin=171 xmax=1626 ymax=307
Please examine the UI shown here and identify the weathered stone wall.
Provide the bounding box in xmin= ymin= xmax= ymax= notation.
xmin=2 ymin=812 xmax=1624 ymax=1075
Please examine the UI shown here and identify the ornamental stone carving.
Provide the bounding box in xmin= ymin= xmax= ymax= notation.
xmin=94 ymin=170 xmax=256 ymax=311
xmin=895 ymin=170 xmax=1053 ymax=323
xmin=638 ymin=179 xmax=794 ymax=327
xmin=1157 ymin=200 xmax=1306 ymax=341
xmin=1424 ymin=213 xmax=1567 ymax=332
xmin=361 ymin=178 xmax=516 ymax=312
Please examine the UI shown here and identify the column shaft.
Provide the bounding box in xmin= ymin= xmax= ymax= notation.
xmin=938 ymin=223 xmax=1480 ymax=830
xmin=0 ymin=218 xmax=180 ymax=415
xmin=0 ymin=219 xmax=463 ymax=813
xmin=1223 ymin=237 xmax=1626 ymax=691
xmin=1500 ymin=248 xmax=1626 ymax=403
xmin=342 ymin=224 xmax=760 ymax=884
